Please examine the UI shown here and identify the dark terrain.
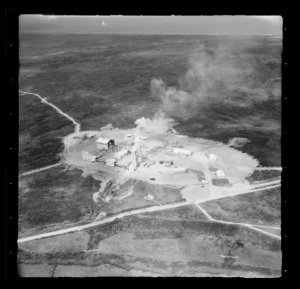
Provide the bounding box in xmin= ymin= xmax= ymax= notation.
xmin=19 ymin=33 xmax=281 ymax=171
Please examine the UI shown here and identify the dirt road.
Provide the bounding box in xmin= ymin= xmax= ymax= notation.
xmin=17 ymin=181 xmax=281 ymax=243
xmin=254 ymin=167 xmax=282 ymax=171
xmin=195 ymin=203 xmax=281 ymax=240
xmin=19 ymin=90 xmax=81 ymax=176
xmin=19 ymin=163 xmax=63 ymax=177
xmin=19 ymin=90 xmax=81 ymax=133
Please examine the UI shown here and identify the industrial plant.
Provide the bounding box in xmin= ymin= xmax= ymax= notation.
xmin=77 ymin=130 xmax=230 ymax=192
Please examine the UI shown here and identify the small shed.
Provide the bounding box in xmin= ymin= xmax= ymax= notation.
xmin=173 ymin=167 xmax=186 ymax=174
xmin=216 ymin=169 xmax=225 ymax=178
xmin=209 ymin=154 xmax=217 ymax=161
xmin=145 ymin=194 xmax=154 ymax=200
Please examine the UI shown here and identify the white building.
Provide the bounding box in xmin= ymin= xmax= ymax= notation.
xmin=209 ymin=154 xmax=217 ymax=161
xmin=216 ymin=169 xmax=225 ymax=178
xmin=173 ymin=167 xmax=186 ymax=174
xmin=145 ymin=194 xmax=154 ymax=201
xmin=96 ymin=137 xmax=115 ymax=150
xmin=82 ymin=151 xmax=98 ymax=162
xmin=173 ymin=148 xmax=192 ymax=156
xmin=106 ymin=158 xmax=116 ymax=167
xmin=114 ymin=149 xmax=128 ymax=160
xmin=201 ymin=179 xmax=209 ymax=184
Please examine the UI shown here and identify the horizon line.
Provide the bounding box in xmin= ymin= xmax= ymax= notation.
xmin=19 ymin=31 xmax=283 ymax=36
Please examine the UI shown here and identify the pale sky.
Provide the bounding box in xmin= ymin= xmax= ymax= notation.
xmin=20 ymin=15 xmax=283 ymax=35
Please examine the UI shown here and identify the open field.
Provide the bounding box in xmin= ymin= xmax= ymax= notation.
xmin=18 ymin=264 xmax=54 ymax=277
xmin=18 ymin=205 xmax=281 ymax=277
xmin=19 ymin=92 xmax=74 ymax=174
xmin=18 ymin=165 xmax=183 ymax=238
xmin=200 ymin=187 xmax=281 ymax=227
xmin=18 ymin=166 xmax=102 ymax=237
xmin=246 ymin=170 xmax=282 ymax=183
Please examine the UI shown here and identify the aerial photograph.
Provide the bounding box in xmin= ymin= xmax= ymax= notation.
xmin=18 ymin=15 xmax=282 ymax=277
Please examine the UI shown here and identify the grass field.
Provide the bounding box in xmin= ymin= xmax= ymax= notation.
xmin=246 ymin=170 xmax=282 ymax=183
xmin=18 ymin=166 xmax=103 ymax=236
xmin=18 ymin=167 xmax=183 ymax=237
xmin=19 ymin=92 xmax=74 ymax=174
xmin=201 ymin=187 xmax=281 ymax=227
xmin=18 ymin=205 xmax=281 ymax=277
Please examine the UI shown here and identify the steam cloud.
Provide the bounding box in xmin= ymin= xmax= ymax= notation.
xmin=135 ymin=111 xmax=177 ymax=134
xmin=150 ymin=43 xmax=279 ymax=120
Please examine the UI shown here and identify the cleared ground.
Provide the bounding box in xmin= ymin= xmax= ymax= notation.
xmin=63 ymin=126 xmax=259 ymax=206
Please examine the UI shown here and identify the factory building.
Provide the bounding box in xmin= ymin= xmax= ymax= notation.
xmin=173 ymin=148 xmax=192 ymax=156
xmin=117 ymin=141 xmax=132 ymax=151
xmin=82 ymin=151 xmax=100 ymax=162
xmin=216 ymin=169 xmax=225 ymax=178
xmin=96 ymin=137 xmax=115 ymax=150
xmin=114 ymin=149 xmax=129 ymax=160
xmin=106 ymin=158 xmax=116 ymax=167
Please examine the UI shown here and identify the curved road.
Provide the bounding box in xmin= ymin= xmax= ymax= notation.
xmin=19 ymin=90 xmax=81 ymax=177
xmin=195 ymin=204 xmax=281 ymax=240
xmin=19 ymin=90 xmax=81 ymax=133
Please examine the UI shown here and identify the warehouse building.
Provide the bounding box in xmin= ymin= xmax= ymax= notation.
xmin=114 ymin=149 xmax=129 ymax=160
xmin=173 ymin=148 xmax=192 ymax=156
xmin=82 ymin=151 xmax=101 ymax=162
xmin=106 ymin=158 xmax=116 ymax=167
xmin=96 ymin=137 xmax=115 ymax=150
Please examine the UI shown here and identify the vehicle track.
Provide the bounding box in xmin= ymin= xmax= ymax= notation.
xmin=18 ymin=182 xmax=281 ymax=243
xmin=19 ymin=90 xmax=81 ymax=176
xmin=19 ymin=90 xmax=81 ymax=133
xmin=195 ymin=203 xmax=281 ymax=240
xmin=19 ymin=162 xmax=63 ymax=177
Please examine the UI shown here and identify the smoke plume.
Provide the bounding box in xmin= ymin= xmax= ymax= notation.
xmin=135 ymin=111 xmax=177 ymax=134
xmin=150 ymin=43 xmax=278 ymax=120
